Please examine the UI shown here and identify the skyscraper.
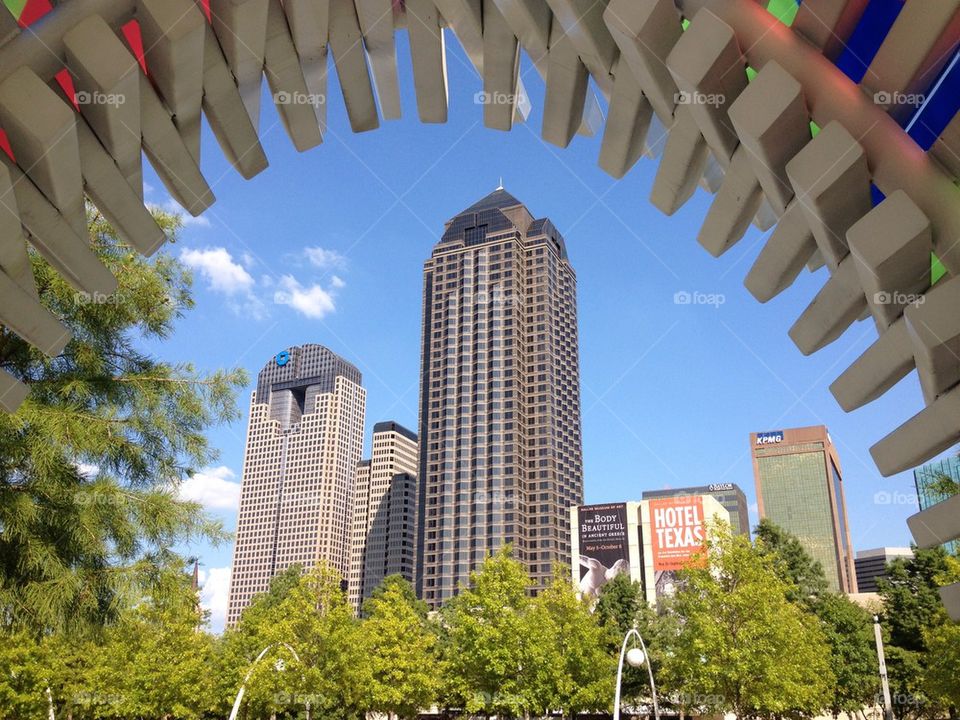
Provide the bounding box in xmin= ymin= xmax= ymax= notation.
xmin=348 ymin=421 xmax=419 ymax=610
xmin=642 ymin=483 xmax=751 ymax=537
xmin=417 ymin=188 xmax=583 ymax=607
xmin=913 ymin=455 xmax=960 ymax=555
xmin=750 ymin=426 xmax=857 ymax=593
xmin=226 ymin=344 xmax=366 ymax=626
xmin=854 ymin=547 xmax=913 ymax=593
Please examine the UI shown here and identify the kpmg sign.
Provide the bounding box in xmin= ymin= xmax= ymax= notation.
xmin=755 ymin=430 xmax=784 ymax=446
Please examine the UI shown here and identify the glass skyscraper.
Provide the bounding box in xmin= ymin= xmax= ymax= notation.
xmin=751 ymin=426 xmax=857 ymax=593
xmin=913 ymin=455 xmax=960 ymax=555
xmin=416 ymin=188 xmax=583 ymax=607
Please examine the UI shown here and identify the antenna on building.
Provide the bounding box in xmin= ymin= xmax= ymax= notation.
xmin=497 ymin=176 xmax=503 ymax=190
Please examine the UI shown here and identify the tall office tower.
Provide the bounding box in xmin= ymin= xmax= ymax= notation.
xmin=226 ymin=345 xmax=366 ymax=626
xmin=348 ymin=421 xmax=419 ymax=610
xmin=642 ymin=483 xmax=751 ymax=537
xmin=750 ymin=426 xmax=857 ymax=593
xmin=417 ymin=187 xmax=583 ymax=607
xmin=913 ymin=455 xmax=960 ymax=555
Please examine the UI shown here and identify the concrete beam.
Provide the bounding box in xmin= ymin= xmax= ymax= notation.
xmin=1 ymin=156 xmax=117 ymax=296
xmin=0 ymin=67 xmax=86 ymax=240
xmin=904 ymin=275 xmax=960 ymax=405
xmin=0 ymin=162 xmax=35 ymax=299
xmin=785 ymin=121 xmax=871 ymax=271
xmin=264 ymin=0 xmax=322 ymax=152
xmin=604 ymin=0 xmax=682 ymax=126
xmin=542 ymin=13 xmax=588 ymax=148
xmin=666 ymin=8 xmax=747 ymax=165
xmin=140 ymin=73 xmax=215 ymax=215
xmin=940 ymin=583 xmax=960 ymax=621
xmin=545 ymin=0 xmax=617 ymax=97
xmin=355 ymin=0 xmax=401 ymax=120
xmin=830 ymin=318 xmax=915 ymax=411
xmin=136 ymin=0 xmax=205 ymax=161
xmin=598 ymin=61 xmax=651 ymax=179
xmin=482 ymin=0 xmax=520 ymax=131
xmin=0 ymin=368 xmax=29 ymax=413
xmin=406 ymin=0 xmax=448 ymax=124
xmin=789 ymin=253 xmax=867 ymax=355
xmin=698 ymin=144 xmax=762 ymax=257
xmin=492 ymin=0 xmax=550 ymax=77
xmin=792 ymin=0 xmax=868 ymax=61
xmin=209 ymin=0 xmax=269 ymax=127
xmin=871 ymin=381 xmax=960 ymax=476
xmin=0 ymin=266 xmax=72 ymax=357
xmin=62 ymin=14 xmax=143 ymax=195
xmin=650 ymin=105 xmax=709 ymax=215
xmin=279 ymin=0 xmax=329 ymax=135
xmin=201 ymin=22 xmax=269 ymax=179
xmin=744 ymin=199 xmax=817 ymax=303
xmin=728 ymin=60 xmax=809 ymax=216
xmin=907 ymin=494 xmax=960 ymax=548
xmin=329 ymin=0 xmax=380 ymax=133
xmin=847 ymin=190 xmax=933 ymax=330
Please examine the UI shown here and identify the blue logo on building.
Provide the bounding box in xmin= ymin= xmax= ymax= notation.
xmin=275 ymin=350 xmax=290 ymax=367
xmin=755 ymin=431 xmax=784 ymax=446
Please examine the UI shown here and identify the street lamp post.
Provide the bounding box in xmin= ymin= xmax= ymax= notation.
xmin=874 ymin=615 xmax=894 ymax=720
xmin=227 ymin=642 xmax=310 ymax=720
xmin=614 ymin=627 xmax=660 ymax=720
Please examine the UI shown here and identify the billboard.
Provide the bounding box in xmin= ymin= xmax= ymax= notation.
xmin=576 ymin=503 xmax=629 ymax=598
xmin=649 ymin=496 xmax=708 ymax=571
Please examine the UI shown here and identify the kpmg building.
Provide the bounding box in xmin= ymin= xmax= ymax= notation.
xmin=226 ymin=345 xmax=366 ymax=626
xmin=417 ymin=188 xmax=583 ymax=607
xmin=642 ymin=483 xmax=750 ymax=537
xmin=751 ymin=426 xmax=857 ymax=593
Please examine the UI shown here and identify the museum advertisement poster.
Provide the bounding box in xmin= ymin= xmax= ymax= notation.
xmin=576 ymin=503 xmax=629 ymax=598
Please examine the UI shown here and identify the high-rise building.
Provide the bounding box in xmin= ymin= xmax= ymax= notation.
xmin=226 ymin=345 xmax=366 ymax=626
xmin=642 ymin=483 xmax=751 ymax=537
xmin=417 ymin=188 xmax=583 ymax=607
xmin=750 ymin=426 xmax=857 ymax=593
xmin=348 ymin=421 xmax=419 ymax=610
xmin=913 ymin=455 xmax=960 ymax=555
xmin=854 ymin=547 xmax=914 ymax=594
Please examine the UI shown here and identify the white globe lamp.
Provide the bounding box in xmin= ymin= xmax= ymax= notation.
xmin=626 ymin=647 xmax=646 ymax=667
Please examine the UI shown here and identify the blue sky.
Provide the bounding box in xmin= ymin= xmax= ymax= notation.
xmin=142 ymin=34 xmax=942 ymax=630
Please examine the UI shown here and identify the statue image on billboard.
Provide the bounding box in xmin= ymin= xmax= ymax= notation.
xmin=576 ymin=503 xmax=630 ymax=599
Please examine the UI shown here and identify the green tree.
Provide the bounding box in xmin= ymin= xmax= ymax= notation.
xmin=439 ymin=548 xmax=533 ymax=718
xmin=922 ymin=620 xmax=960 ymax=713
xmin=0 ymin=208 xmax=246 ymax=631
xmin=361 ymin=575 xmax=439 ymax=719
xmin=754 ymin=518 xmax=829 ymax=604
xmin=664 ymin=523 xmax=835 ymax=719
xmin=814 ymin=593 xmax=879 ymax=716
xmin=879 ymin=548 xmax=960 ymax=719
xmin=228 ymin=564 xmax=370 ymax=720
xmin=524 ymin=574 xmax=612 ymax=718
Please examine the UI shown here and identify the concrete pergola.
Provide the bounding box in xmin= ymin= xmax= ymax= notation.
xmin=0 ymin=0 xmax=958 ymax=612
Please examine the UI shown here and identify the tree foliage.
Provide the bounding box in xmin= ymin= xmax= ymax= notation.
xmin=0 ymin=208 xmax=246 ymax=631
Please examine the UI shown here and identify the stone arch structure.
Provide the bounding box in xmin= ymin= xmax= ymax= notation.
xmin=1 ymin=0 xmax=959 ymax=593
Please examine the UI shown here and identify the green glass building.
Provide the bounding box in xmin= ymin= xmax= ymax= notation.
xmin=913 ymin=455 xmax=960 ymax=555
xmin=751 ymin=426 xmax=857 ymax=593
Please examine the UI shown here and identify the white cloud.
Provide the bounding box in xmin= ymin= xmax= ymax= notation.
xmin=180 ymin=247 xmax=255 ymax=295
xmin=199 ymin=566 xmax=232 ymax=633
xmin=304 ymin=246 xmax=347 ymax=270
xmin=179 ymin=466 xmax=242 ymax=510
xmin=274 ymin=275 xmax=339 ymax=319
xmin=164 ymin=198 xmax=211 ymax=227
xmin=331 ymin=275 xmax=346 ymax=289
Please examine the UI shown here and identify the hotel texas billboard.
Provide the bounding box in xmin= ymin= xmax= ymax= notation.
xmin=575 ymin=503 xmax=629 ymax=598
xmin=649 ymin=496 xmax=708 ymax=571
